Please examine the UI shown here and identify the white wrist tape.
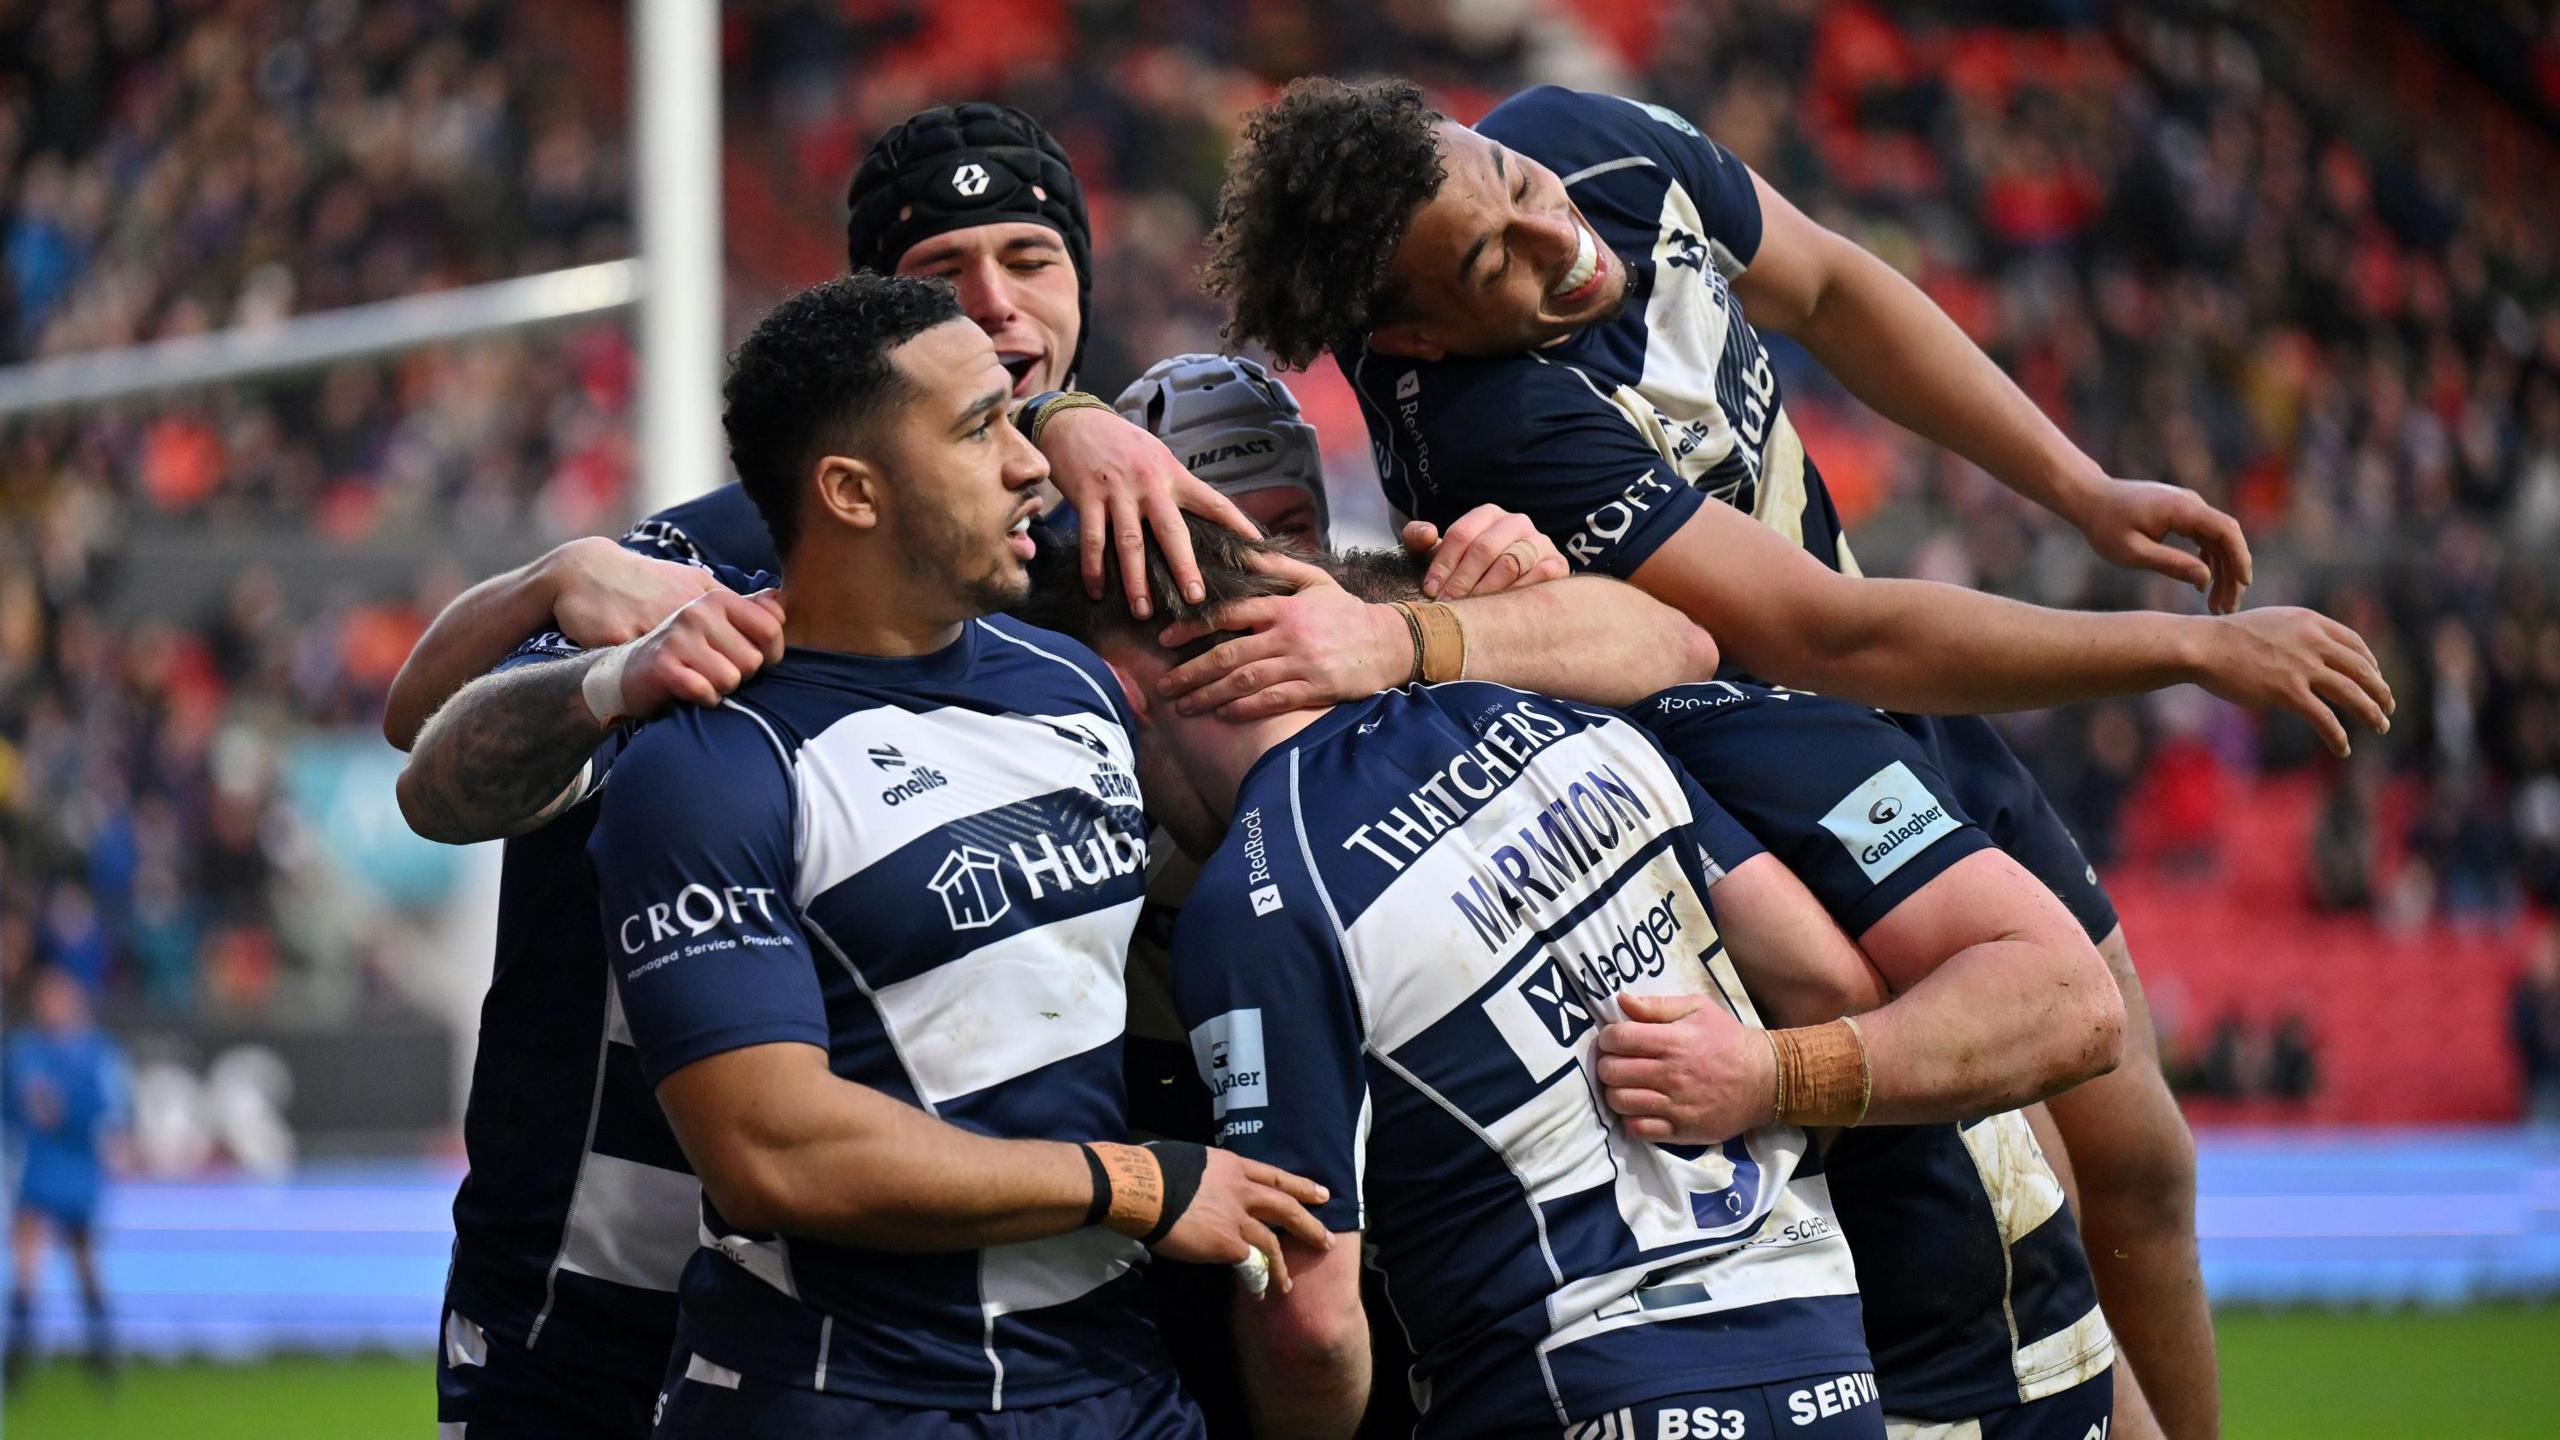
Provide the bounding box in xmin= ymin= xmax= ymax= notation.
xmin=581 ymin=644 xmax=634 ymax=724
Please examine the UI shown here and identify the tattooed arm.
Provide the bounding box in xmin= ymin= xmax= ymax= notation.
xmin=395 ymin=588 xmax=787 ymax=845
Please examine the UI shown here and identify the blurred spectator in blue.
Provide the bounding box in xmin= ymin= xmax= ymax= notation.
xmin=3 ymin=965 xmax=128 ymax=1384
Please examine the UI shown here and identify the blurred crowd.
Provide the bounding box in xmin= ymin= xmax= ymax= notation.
xmin=3 ymin=0 xmax=2557 ymax=1113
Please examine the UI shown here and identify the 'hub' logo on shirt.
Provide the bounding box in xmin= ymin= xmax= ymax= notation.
xmin=928 ymin=846 xmax=1011 ymax=931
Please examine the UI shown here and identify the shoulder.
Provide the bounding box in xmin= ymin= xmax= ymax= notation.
xmin=601 ymin=700 xmax=796 ymax=825
xmin=975 ymin=616 xmax=1137 ymax=729
xmin=622 ymin=483 xmax=779 ymax=574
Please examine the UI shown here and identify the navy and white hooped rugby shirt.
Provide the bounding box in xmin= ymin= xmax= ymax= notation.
xmin=1344 ymin=86 xmax=1857 ymax=581
xmin=1170 ymin=681 xmax=1870 ymax=1437
xmin=590 ymin=614 xmax=1170 ymax=1412
xmin=1633 ymin=681 xmax=2115 ymax=1419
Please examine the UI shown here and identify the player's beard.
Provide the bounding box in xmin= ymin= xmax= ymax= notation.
xmin=903 ymin=497 xmax=1031 ymax=621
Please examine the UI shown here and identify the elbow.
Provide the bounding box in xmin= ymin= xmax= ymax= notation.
xmin=2041 ymin=950 xmax=2126 ymax=1093
xmin=394 ymin=765 xmax=462 ymax=846
xmin=1675 ymin=618 xmax=1721 ymax=684
xmin=697 ymin=1155 xmax=806 ymax=1237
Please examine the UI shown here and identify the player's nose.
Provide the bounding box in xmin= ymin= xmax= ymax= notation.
xmin=952 ymin=258 xmax=1020 ymax=332
xmin=1001 ymin=420 xmax=1050 ymax=488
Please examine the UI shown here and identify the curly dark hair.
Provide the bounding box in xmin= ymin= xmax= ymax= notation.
xmin=1203 ymin=77 xmax=1447 ymax=370
xmin=721 ymin=272 xmax=963 ymax=560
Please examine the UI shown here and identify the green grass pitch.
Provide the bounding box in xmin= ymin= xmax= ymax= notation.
xmin=4 ymin=1305 xmax=2555 ymax=1437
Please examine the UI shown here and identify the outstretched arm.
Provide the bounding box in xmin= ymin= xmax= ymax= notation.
xmin=1628 ymin=502 xmax=2391 ymax=756
xmin=1735 ymin=170 xmax=2252 ymax=614
xmin=1156 ymin=549 xmax=1717 ymax=717
xmin=384 ymin=537 xmax=720 ymax=750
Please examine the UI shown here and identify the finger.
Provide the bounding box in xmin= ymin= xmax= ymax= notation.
xmin=1080 ymin=496 xmax=1108 ymax=601
xmin=2124 ymin=534 xmax=2212 ymax=595
xmin=1113 ymin=493 xmax=1154 ymax=622
xmin=1595 ymin=1021 xmax=1677 ymax=1058
xmin=1239 ymin=547 xmax=1336 ymax=592
xmin=1161 ymin=633 xmax=1285 ymax=702
xmin=2186 ymin=507 xmax=2252 ymax=615
xmin=664 ymin=665 xmax=722 ymax=709
xmin=1179 ymin=659 xmax=1309 ymax=718
xmin=1605 ymin=1087 xmax=1676 ymax=1118
xmin=699 ymin=621 xmax=767 ymax=679
xmin=2289 ymin=681 xmax=2352 ymax=758
xmin=1616 ymin=992 xmax=1704 ymax=1024
xmin=746 ymin=586 xmax=789 ymax=626
xmin=1244 ymin=1160 xmax=1332 ymax=1209
xmin=2319 ymin=613 xmax=2380 ymax=672
xmin=2325 ymin=639 xmax=2393 ymax=728
xmin=1159 ymin=596 xmax=1287 ymax=652
xmin=1400 ymin=520 xmax=1442 ymax=555
xmin=683 ymin=648 xmax=745 ymax=696
xmin=1174 ymin=472 xmax=1261 ymax=540
xmin=1215 ymin=680 xmax=1321 ymax=721
xmin=1626 ymin=1116 xmax=1676 ymax=1142
xmin=1240 ymin=1218 xmax=1292 ymax=1295
xmin=1423 ymin=507 xmax=1499 ymax=596
xmin=2309 ymin=665 xmax=2389 ymax=738
xmin=1528 ymin=550 xmax=1570 ymax=586
xmin=1439 ymin=532 xmax=1513 ymax=600
xmin=1593 ymin=1054 xmax=1666 ymax=1090
xmin=1251 ymin=1190 xmax=1336 ymax=1256
xmin=1147 ymin=490 xmax=1210 ymax=607
xmin=713 ymin=595 xmax=783 ymax=655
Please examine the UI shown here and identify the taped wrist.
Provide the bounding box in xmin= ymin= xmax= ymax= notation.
xmin=1389 ymin=600 xmax=1468 ymax=683
xmin=1085 ymin=1141 xmax=1205 ymax=1244
xmin=1770 ymin=1016 xmax=1872 ymax=1128
xmin=580 ymin=644 xmax=633 ymax=724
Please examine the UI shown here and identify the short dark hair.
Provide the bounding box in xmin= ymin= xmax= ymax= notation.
xmin=1018 ymin=517 xmax=1297 ymax=663
xmin=721 ymin=273 xmax=965 ymax=558
xmin=1204 ymin=77 xmax=1447 ymax=370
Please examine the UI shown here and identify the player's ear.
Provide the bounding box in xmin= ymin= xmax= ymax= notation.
xmin=1367 ymin=323 xmax=1445 ymax=363
xmin=811 ymin=453 xmax=883 ymax=532
xmin=1101 ymin=654 xmax=1153 ymax=727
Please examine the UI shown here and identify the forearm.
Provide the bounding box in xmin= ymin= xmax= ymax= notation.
xmin=1786 ymin=243 xmax=2100 ymax=517
xmin=692 ymin=1080 xmax=1099 ymax=1251
xmin=384 ymin=556 xmax=560 ymax=750
xmin=1448 ymin=577 xmax=1717 ymax=706
xmin=396 ymin=655 xmax=612 ymax=844
xmin=1845 ymin=938 xmax=2123 ymax=1124
xmin=1786 ymin=577 xmax=2207 ymax=715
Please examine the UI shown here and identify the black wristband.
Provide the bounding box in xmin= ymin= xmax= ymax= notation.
xmin=1014 ymin=390 xmax=1070 ymax=440
xmin=1138 ymin=1140 xmax=1209 ymax=1248
xmin=1078 ymin=1143 xmax=1113 ymax=1229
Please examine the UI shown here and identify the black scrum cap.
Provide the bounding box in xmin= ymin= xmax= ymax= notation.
xmin=844 ymin=102 xmax=1093 ymax=382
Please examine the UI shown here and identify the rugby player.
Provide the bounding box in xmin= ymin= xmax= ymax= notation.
xmin=602 ymin=272 xmax=1346 ymax=1438
xmin=1610 ymin=680 xmax=2153 ymax=1438
xmin=1202 ymin=80 xmax=2393 ymax=1435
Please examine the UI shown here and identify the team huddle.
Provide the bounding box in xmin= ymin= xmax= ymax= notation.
xmin=392 ymin=81 xmax=2395 ymax=1440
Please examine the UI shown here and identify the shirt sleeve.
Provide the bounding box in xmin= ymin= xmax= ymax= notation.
xmin=589 ymin=705 xmax=830 ymax=1086
xmin=1645 ymin=689 xmax=1993 ymax=937
xmin=1167 ymin=840 xmax=1366 ymax=1234
xmin=1380 ymin=356 xmax=1705 ymax=580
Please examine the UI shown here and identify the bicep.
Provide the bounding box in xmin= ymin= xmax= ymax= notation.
xmin=1727 ymin=168 xmax=1850 ymax=336
xmin=1853 ymin=848 xmax=2094 ymax=995
xmin=1711 ymin=853 xmax=1889 ymax=1025
xmin=653 ymin=1040 xmax=836 ymax=1180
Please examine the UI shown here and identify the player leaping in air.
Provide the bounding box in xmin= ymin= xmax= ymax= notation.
xmin=1201 ymin=79 xmax=2398 ymax=1440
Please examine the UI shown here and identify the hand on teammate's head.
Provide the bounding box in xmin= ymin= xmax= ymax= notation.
xmin=1400 ymin=504 xmax=1569 ymax=599
xmin=1039 ymin=405 xmax=1259 ymax=621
